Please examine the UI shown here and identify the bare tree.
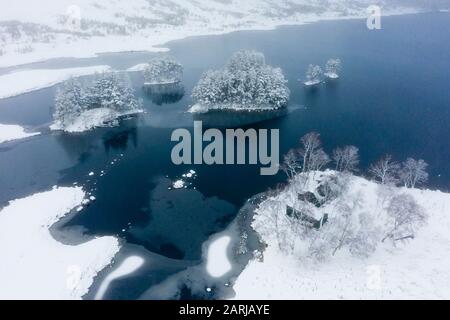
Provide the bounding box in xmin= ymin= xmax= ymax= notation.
xmin=369 ymin=155 xmax=400 ymax=185
xmin=281 ymin=149 xmax=301 ymax=179
xmin=298 ymin=132 xmax=322 ymax=172
xmin=333 ymin=145 xmax=359 ymax=173
xmin=399 ymin=158 xmax=429 ymax=188
xmin=383 ymin=193 xmax=427 ymax=242
xmin=309 ymin=149 xmax=330 ymax=172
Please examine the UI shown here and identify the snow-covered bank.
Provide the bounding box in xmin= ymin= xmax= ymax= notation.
xmin=50 ymin=107 xmax=143 ymax=133
xmin=127 ymin=63 xmax=149 ymax=72
xmin=0 ymin=1 xmax=434 ymax=68
xmin=325 ymin=72 xmax=339 ymax=79
xmin=304 ymin=80 xmax=322 ymax=86
xmin=232 ymin=172 xmax=450 ymax=299
xmin=0 ymin=187 xmax=120 ymax=299
xmin=188 ymin=103 xmax=284 ymax=114
xmin=0 ymin=65 xmax=112 ymax=99
xmin=0 ymin=124 xmax=40 ymax=144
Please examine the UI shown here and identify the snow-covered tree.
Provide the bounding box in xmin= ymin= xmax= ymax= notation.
xmin=53 ymin=78 xmax=87 ymax=128
xmin=53 ymin=73 xmax=142 ymax=130
xmin=308 ymin=191 xmax=381 ymax=260
xmin=281 ymin=149 xmax=301 ymax=179
xmin=192 ymin=50 xmax=290 ymax=110
xmin=305 ymin=64 xmax=323 ymax=85
xmin=399 ymin=158 xmax=429 ymax=188
xmin=309 ymin=149 xmax=330 ymax=172
xmin=349 ymin=211 xmax=382 ymax=258
xmin=298 ymin=132 xmax=329 ymax=173
xmin=333 ymin=145 xmax=359 ymax=173
xmin=369 ymin=155 xmax=400 ymax=185
xmin=325 ymin=58 xmax=342 ymax=79
xmin=383 ymin=193 xmax=427 ymax=243
xmin=88 ymin=73 xmax=142 ymax=112
xmin=144 ymin=56 xmax=183 ymax=84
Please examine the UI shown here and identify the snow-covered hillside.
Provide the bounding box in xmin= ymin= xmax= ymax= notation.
xmin=0 ymin=0 xmax=444 ymax=68
xmin=232 ymin=172 xmax=450 ymax=299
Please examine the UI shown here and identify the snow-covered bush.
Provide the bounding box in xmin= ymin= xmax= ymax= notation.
xmin=304 ymin=64 xmax=323 ymax=86
xmin=383 ymin=193 xmax=427 ymax=243
xmin=306 ymin=191 xmax=381 ymax=260
xmin=53 ymin=73 xmax=142 ymax=131
xmin=325 ymin=58 xmax=342 ymax=79
xmin=349 ymin=211 xmax=382 ymax=258
xmin=144 ymin=56 xmax=183 ymax=84
xmin=191 ymin=50 xmax=290 ymax=112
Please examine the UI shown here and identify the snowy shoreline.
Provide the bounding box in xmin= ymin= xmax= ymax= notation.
xmin=0 ymin=9 xmax=427 ymax=100
xmin=188 ymin=103 xmax=286 ymax=114
xmin=0 ymin=6 xmax=423 ymax=69
xmin=0 ymin=124 xmax=40 ymax=144
xmin=50 ymin=107 xmax=144 ymax=133
xmin=0 ymin=65 xmax=112 ymax=100
xmin=0 ymin=187 xmax=120 ymax=299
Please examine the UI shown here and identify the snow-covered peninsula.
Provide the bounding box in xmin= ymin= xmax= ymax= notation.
xmin=232 ymin=172 xmax=450 ymax=299
xmin=0 ymin=187 xmax=120 ymax=299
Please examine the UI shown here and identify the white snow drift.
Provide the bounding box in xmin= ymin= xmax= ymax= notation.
xmin=206 ymin=235 xmax=232 ymax=278
xmin=0 ymin=187 xmax=120 ymax=300
xmin=0 ymin=124 xmax=40 ymax=144
xmin=0 ymin=65 xmax=112 ymax=99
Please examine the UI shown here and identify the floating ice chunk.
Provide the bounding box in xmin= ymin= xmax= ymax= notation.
xmin=173 ymin=180 xmax=185 ymax=189
xmin=206 ymin=235 xmax=232 ymax=278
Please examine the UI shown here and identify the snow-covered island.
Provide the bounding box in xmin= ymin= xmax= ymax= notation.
xmin=232 ymin=132 xmax=450 ymax=299
xmin=50 ymin=73 xmax=143 ymax=133
xmin=0 ymin=187 xmax=120 ymax=299
xmin=142 ymin=56 xmax=185 ymax=104
xmin=304 ymin=64 xmax=323 ymax=86
xmin=143 ymin=56 xmax=183 ymax=88
xmin=324 ymin=58 xmax=342 ymax=79
xmin=189 ymin=50 xmax=290 ymax=113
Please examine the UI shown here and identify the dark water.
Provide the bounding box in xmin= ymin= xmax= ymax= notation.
xmin=0 ymin=12 xmax=449 ymax=299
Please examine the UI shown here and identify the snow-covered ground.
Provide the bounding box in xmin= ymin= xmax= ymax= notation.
xmin=94 ymin=255 xmax=144 ymax=300
xmin=50 ymin=107 xmax=143 ymax=133
xmin=304 ymin=79 xmax=322 ymax=86
xmin=127 ymin=63 xmax=150 ymax=72
xmin=0 ymin=124 xmax=40 ymax=144
xmin=0 ymin=187 xmax=120 ymax=300
xmin=232 ymin=172 xmax=450 ymax=299
xmin=0 ymin=65 xmax=111 ymax=99
xmin=325 ymin=72 xmax=339 ymax=79
xmin=0 ymin=1 xmax=441 ymax=69
xmin=188 ymin=103 xmax=283 ymax=114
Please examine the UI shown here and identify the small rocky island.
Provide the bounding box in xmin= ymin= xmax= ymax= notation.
xmin=189 ymin=50 xmax=290 ymax=113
